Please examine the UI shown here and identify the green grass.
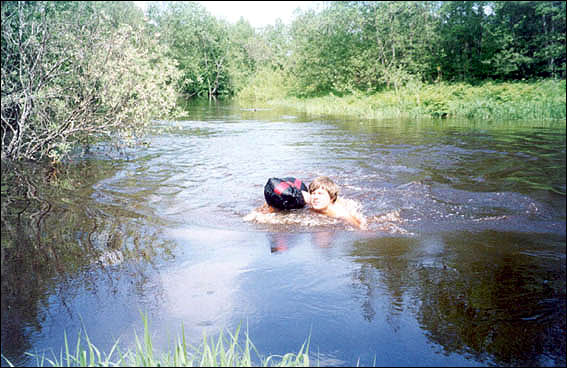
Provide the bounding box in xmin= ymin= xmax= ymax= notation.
xmin=238 ymin=78 xmax=566 ymax=122
xmin=1 ymin=315 xmax=311 ymax=367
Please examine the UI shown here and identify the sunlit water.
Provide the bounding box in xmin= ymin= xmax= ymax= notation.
xmin=1 ymin=102 xmax=565 ymax=366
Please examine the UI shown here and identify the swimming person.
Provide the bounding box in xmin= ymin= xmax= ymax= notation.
xmin=307 ymin=176 xmax=368 ymax=230
xmin=254 ymin=176 xmax=368 ymax=230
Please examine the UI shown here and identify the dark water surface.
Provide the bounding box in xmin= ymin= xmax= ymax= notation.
xmin=1 ymin=102 xmax=565 ymax=366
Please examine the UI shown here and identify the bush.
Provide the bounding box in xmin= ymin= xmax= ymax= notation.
xmin=1 ymin=1 xmax=180 ymax=162
xmin=236 ymin=67 xmax=291 ymax=104
xmin=261 ymin=80 xmax=566 ymax=121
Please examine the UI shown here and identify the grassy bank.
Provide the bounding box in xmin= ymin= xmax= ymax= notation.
xmin=238 ymin=72 xmax=565 ymax=121
xmin=1 ymin=316 xmax=311 ymax=367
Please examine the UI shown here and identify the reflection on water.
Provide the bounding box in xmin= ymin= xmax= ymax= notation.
xmin=1 ymin=101 xmax=565 ymax=366
xmin=1 ymin=160 xmax=176 ymax=365
xmin=352 ymin=232 xmax=566 ymax=366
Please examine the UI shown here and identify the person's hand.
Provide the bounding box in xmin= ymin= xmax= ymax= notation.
xmin=351 ymin=213 xmax=368 ymax=230
xmin=258 ymin=203 xmax=276 ymax=213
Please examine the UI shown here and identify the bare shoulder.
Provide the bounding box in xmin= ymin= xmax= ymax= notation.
xmin=334 ymin=197 xmax=361 ymax=215
xmin=331 ymin=198 xmax=352 ymax=217
xmin=333 ymin=198 xmax=368 ymax=230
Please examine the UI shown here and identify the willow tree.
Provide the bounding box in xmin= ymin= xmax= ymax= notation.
xmin=288 ymin=1 xmax=439 ymax=96
xmin=483 ymin=1 xmax=566 ymax=79
xmin=289 ymin=3 xmax=361 ymax=96
xmin=1 ymin=1 xmax=180 ymax=162
xmin=225 ymin=18 xmax=258 ymax=94
xmin=148 ymin=1 xmax=233 ymax=100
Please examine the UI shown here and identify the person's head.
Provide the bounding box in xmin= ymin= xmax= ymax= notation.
xmin=308 ymin=176 xmax=339 ymax=210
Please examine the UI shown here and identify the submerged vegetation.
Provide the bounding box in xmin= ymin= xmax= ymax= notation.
xmin=2 ymin=1 xmax=565 ymax=162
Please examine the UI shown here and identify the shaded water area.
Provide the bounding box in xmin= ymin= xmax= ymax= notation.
xmin=1 ymin=101 xmax=565 ymax=366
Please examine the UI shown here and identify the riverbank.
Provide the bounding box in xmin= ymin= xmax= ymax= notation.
xmin=237 ymin=76 xmax=566 ymax=122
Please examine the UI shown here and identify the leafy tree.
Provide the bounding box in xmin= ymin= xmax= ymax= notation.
xmin=1 ymin=1 xmax=179 ymax=162
xmin=258 ymin=19 xmax=293 ymax=71
xmin=289 ymin=3 xmax=362 ymax=96
xmin=225 ymin=18 xmax=257 ymax=94
xmin=358 ymin=1 xmax=439 ymax=87
xmin=283 ymin=1 xmax=564 ymax=94
xmin=485 ymin=1 xmax=566 ymax=79
xmin=149 ymin=1 xmax=232 ymax=99
xmin=435 ymin=1 xmax=492 ymax=81
xmin=288 ymin=1 xmax=440 ymax=95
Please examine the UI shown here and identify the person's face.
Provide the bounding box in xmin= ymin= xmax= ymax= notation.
xmin=310 ymin=188 xmax=332 ymax=211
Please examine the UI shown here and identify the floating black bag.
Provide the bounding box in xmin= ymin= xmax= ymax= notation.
xmin=264 ymin=177 xmax=308 ymax=210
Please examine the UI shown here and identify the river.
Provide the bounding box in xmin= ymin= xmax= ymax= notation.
xmin=1 ymin=101 xmax=565 ymax=366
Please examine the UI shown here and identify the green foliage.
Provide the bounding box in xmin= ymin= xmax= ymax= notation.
xmin=149 ymin=2 xmax=241 ymax=99
xmin=1 ymin=1 xmax=180 ymax=162
xmin=485 ymin=1 xmax=566 ymax=79
xmin=266 ymin=80 xmax=566 ymax=121
xmin=286 ymin=2 xmax=442 ymax=95
xmin=281 ymin=1 xmax=565 ymax=96
xmin=2 ymin=315 xmax=311 ymax=367
xmin=226 ymin=18 xmax=258 ymax=94
xmin=237 ymin=67 xmax=291 ymax=103
xmin=2 ymin=0 xmax=565 ymax=162
xmin=436 ymin=1 xmax=489 ymax=81
xmin=433 ymin=1 xmax=565 ymax=82
xmin=258 ymin=19 xmax=293 ymax=71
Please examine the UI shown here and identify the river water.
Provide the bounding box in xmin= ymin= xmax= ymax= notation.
xmin=1 ymin=102 xmax=565 ymax=366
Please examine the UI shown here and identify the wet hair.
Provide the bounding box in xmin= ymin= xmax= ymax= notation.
xmin=308 ymin=176 xmax=339 ymax=203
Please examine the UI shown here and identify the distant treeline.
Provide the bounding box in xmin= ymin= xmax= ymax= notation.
xmin=1 ymin=1 xmax=565 ymax=161
xmin=147 ymin=1 xmax=566 ymax=98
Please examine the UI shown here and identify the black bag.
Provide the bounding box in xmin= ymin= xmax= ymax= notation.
xmin=264 ymin=177 xmax=308 ymax=210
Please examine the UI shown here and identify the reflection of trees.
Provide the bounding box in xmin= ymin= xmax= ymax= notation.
xmin=1 ymin=160 xmax=175 ymax=365
xmin=350 ymin=231 xmax=566 ymax=366
xmin=414 ymin=231 xmax=566 ymax=366
xmin=351 ymin=237 xmax=416 ymax=327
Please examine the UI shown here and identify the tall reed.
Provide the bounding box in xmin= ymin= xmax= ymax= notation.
xmin=1 ymin=315 xmax=311 ymax=367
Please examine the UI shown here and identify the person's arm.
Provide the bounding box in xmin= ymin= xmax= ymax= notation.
xmin=345 ymin=212 xmax=368 ymax=230
xmin=333 ymin=199 xmax=368 ymax=230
